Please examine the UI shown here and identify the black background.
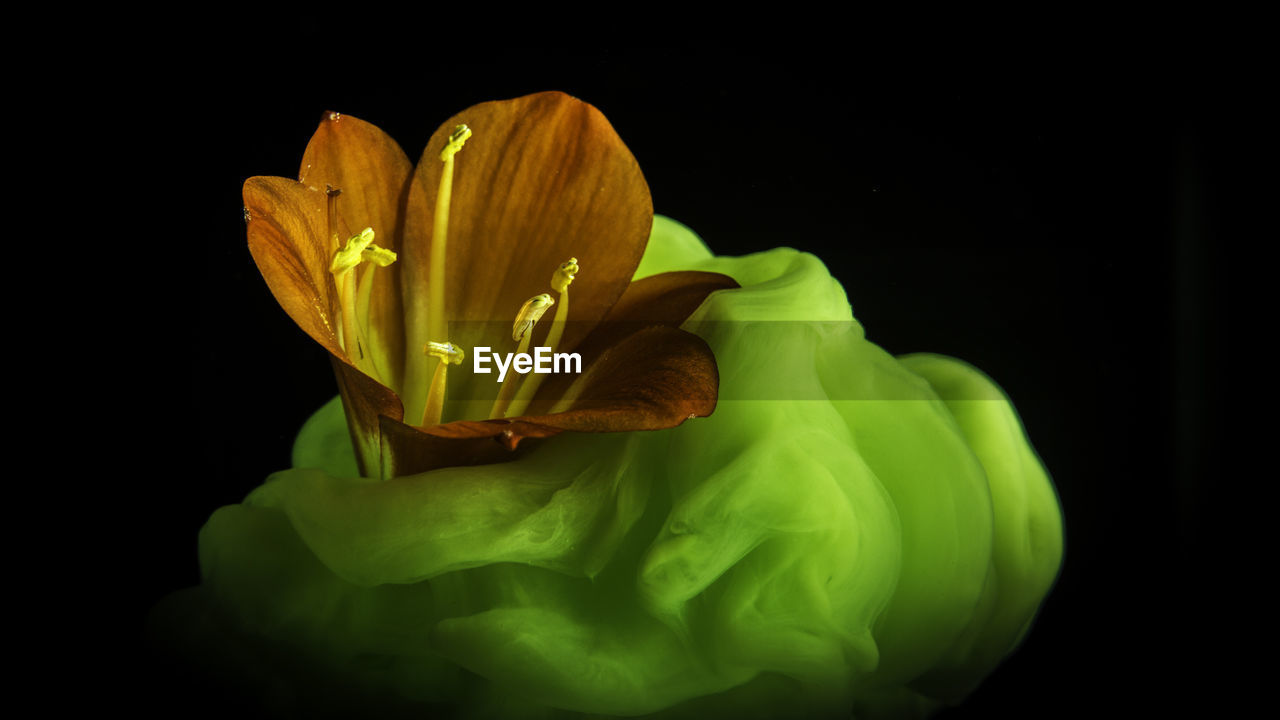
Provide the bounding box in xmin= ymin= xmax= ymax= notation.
xmin=122 ymin=48 xmax=1229 ymax=716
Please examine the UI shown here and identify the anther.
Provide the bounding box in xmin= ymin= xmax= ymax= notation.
xmin=513 ymin=293 xmax=555 ymax=342
xmin=425 ymin=341 xmax=465 ymax=365
xmin=329 ymin=228 xmax=378 ymax=275
xmin=361 ymin=245 xmax=397 ymax=267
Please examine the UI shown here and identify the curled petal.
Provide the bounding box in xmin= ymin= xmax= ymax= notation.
xmin=602 ymin=271 xmax=741 ymax=326
xmin=244 ymin=176 xmax=342 ymax=357
xmin=299 ymin=112 xmax=413 ymax=393
xmin=527 ymin=270 xmax=738 ymax=415
xmin=424 ymin=326 xmax=719 ymax=453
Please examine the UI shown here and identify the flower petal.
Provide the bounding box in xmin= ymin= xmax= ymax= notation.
xmin=526 ymin=270 xmax=739 ymax=415
xmin=299 ymin=112 xmax=412 ymax=393
xmin=400 ymin=91 xmax=653 ymax=422
xmin=422 ymin=326 xmax=719 ymax=454
xmin=244 ymin=176 xmax=342 ymax=357
xmin=247 ymin=172 xmax=411 ymax=478
xmin=331 ymin=355 xmax=404 ymax=478
xmin=378 ymin=414 xmax=534 ymax=478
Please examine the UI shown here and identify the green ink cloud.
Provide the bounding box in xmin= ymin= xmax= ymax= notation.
xmin=158 ymin=216 xmax=1063 ymax=719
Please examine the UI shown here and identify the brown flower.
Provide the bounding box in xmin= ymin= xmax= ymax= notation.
xmin=244 ymin=92 xmax=737 ymax=478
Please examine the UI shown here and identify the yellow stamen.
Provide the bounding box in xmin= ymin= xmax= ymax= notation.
xmin=423 ymin=124 xmax=471 ymax=424
xmin=420 ymin=341 xmax=464 ymax=428
xmin=356 ymin=244 xmax=400 ymax=382
xmin=330 ymin=227 xmax=396 ymax=372
xmin=356 ymin=263 xmax=378 ymax=361
xmin=323 ymin=187 xmax=396 ymax=382
xmin=507 ymin=259 xmax=578 ymax=418
xmin=490 ymin=293 xmax=555 ymax=419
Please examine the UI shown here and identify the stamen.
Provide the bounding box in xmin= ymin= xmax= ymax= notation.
xmin=423 ymin=124 xmax=471 ymax=425
xmin=355 ymin=244 xmax=400 ymax=381
xmin=420 ymin=342 xmax=465 ymax=428
xmin=506 ymin=259 xmax=578 ymax=418
xmin=330 ymin=227 xmax=396 ymax=372
xmin=490 ymin=293 xmax=555 ymax=419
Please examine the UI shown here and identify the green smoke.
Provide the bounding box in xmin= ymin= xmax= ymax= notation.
xmin=158 ymin=216 xmax=1062 ymax=719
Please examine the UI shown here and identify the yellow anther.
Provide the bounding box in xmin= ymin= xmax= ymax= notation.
xmin=551 ymin=257 xmax=579 ymax=294
xmin=361 ymin=245 xmax=397 ymax=267
xmin=329 ymin=227 xmax=375 ymax=274
xmin=440 ymin=124 xmax=472 ymax=162
xmin=513 ymin=293 xmax=555 ymax=341
xmin=329 ymin=227 xmax=397 ymax=275
xmin=425 ymin=341 xmax=465 ymax=365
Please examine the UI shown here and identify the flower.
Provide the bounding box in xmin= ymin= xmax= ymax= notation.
xmin=244 ymin=92 xmax=737 ymax=478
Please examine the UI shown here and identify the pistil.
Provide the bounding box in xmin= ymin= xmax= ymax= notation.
xmin=421 ymin=124 xmax=471 ymax=426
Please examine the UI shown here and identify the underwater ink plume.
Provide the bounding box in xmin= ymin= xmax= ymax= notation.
xmin=160 ymin=92 xmax=1063 ymax=719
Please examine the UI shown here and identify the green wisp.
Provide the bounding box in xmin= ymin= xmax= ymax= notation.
xmin=162 ymin=216 xmax=1063 ymax=718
